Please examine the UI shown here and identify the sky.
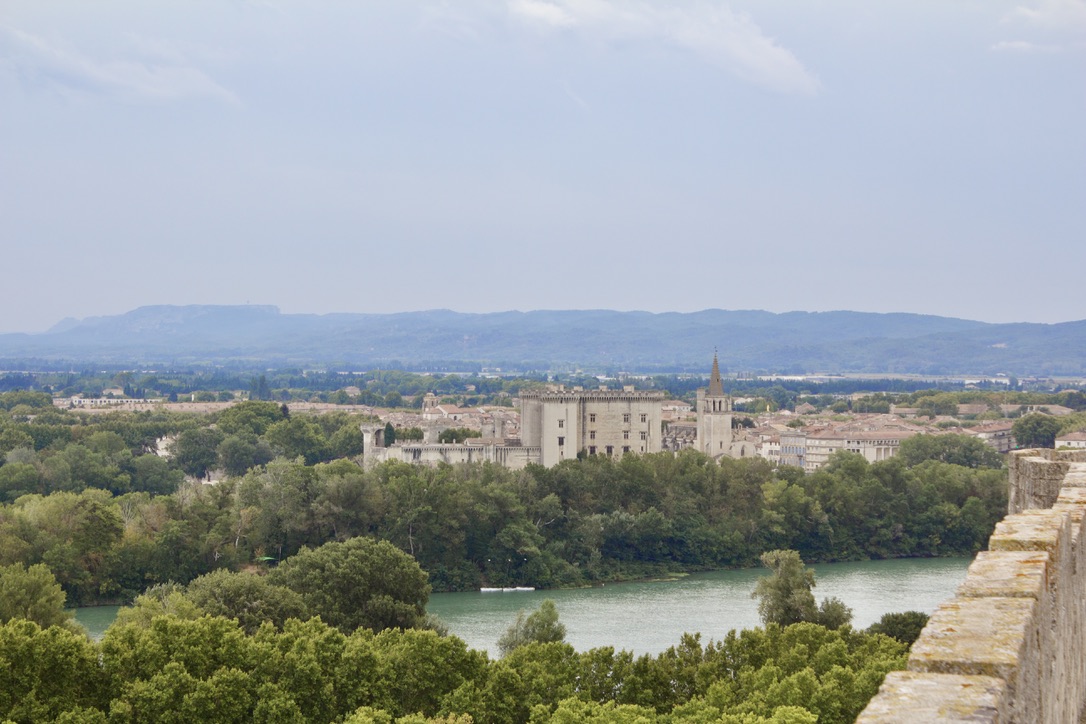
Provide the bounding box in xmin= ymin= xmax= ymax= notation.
xmin=1 ymin=0 xmax=1084 ymax=333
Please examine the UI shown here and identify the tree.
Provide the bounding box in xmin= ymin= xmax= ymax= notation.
xmin=898 ymin=434 xmax=1004 ymax=469
xmin=383 ymin=422 xmax=396 ymax=446
xmin=171 ymin=428 xmax=226 ymax=479
xmin=438 ymin=428 xmax=481 ymax=444
xmin=867 ymin=611 xmax=930 ymax=646
xmin=0 ymin=619 xmax=106 ymax=722
xmin=750 ymin=550 xmax=852 ymax=629
xmin=217 ymin=434 xmax=275 ymax=477
xmin=0 ymin=427 xmax=34 ymax=455
xmin=269 ymin=536 xmax=430 ymax=633
xmin=1012 ymin=413 xmax=1062 ymax=449
xmin=128 ymin=454 xmax=184 ymax=495
xmin=264 ymin=417 xmax=329 ymax=465
xmin=815 ymin=596 xmax=853 ymax=629
xmin=217 ymin=401 xmax=285 ymax=436
xmin=111 ymin=583 xmax=205 ymax=629
xmin=249 ymin=375 xmax=273 ymax=401
xmin=184 ymin=569 xmax=308 ymax=634
xmin=0 ymin=562 xmax=76 ymax=630
xmin=752 ymin=550 xmax=817 ymax=627
xmin=497 ymin=599 xmax=567 ymax=656
xmin=0 ymin=461 xmax=41 ymax=502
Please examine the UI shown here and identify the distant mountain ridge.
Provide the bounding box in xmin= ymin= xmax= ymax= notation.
xmin=1 ymin=305 xmax=1083 ymax=375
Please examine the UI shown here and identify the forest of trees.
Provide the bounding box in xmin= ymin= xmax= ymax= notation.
xmin=0 ymin=387 xmax=1023 ymax=722
xmin=2 ymin=545 xmax=911 ymax=724
xmin=0 ymin=395 xmax=1008 ymax=603
xmin=1 ymin=613 xmax=911 ymax=723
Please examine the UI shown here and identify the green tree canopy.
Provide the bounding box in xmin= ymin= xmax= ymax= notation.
xmin=1013 ymin=413 xmax=1062 ymax=449
xmin=183 ymin=569 xmax=308 ymax=634
xmin=216 ymin=400 xmax=286 ymax=436
xmin=867 ymin=610 xmax=930 ymax=646
xmin=897 ymin=434 xmax=1003 ymax=469
xmin=0 ymin=619 xmax=106 ymax=722
xmin=265 ymin=417 xmax=329 ymax=465
xmin=269 ymin=536 xmax=430 ymax=633
xmin=751 ymin=550 xmax=852 ymax=629
xmin=438 ymin=427 xmax=481 ymax=444
xmin=752 ymin=550 xmax=817 ymax=627
xmin=170 ymin=427 xmax=226 ymax=478
xmin=0 ymin=562 xmax=76 ymax=630
xmin=497 ymin=599 xmax=567 ymax=657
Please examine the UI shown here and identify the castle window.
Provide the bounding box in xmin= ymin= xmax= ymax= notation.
xmin=589 ymin=446 xmax=597 ymax=455
xmin=623 ymin=430 xmax=630 ymax=440
xmin=623 ymin=413 xmax=630 ymax=423
xmin=606 ymin=445 xmax=614 ymax=456
xmin=558 ymin=419 xmax=564 ymax=428
xmin=590 ymin=430 xmax=596 ymax=440
xmin=640 ymin=431 xmax=647 ymax=441
xmin=640 ymin=413 xmax=647 ymax=423
xmin=558 ymin=437 xmax=565 ymax=446
xmin=589 ymin=413 xmax=596 ymax=423
xmin=623 ymin=446 xmax=630 ymax=454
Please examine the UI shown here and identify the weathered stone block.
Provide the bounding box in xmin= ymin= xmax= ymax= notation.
xmin=909 ymin=597 xmax=1039 ymax=719
xmin=855 ymin=671 xmax=1006 ymax=723
xmin=989 ymin=509 xmax=1068 ymax=557
xmin=1009 ymin=451 xmax=1070 ymax=512
xmin=957 ymin=551 xmax=1048 ymax=600
xmin=1062 ymin=462 xmax=1086 ymax=488
xmin=909 ymin=597 xmax=1036 ymax=680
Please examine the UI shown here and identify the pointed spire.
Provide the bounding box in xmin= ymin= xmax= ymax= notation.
xmin=709 ymin=351 xmax=724 ymax=397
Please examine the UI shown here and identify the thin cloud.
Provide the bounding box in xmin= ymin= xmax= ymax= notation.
xmin=509 ymin=0 xmax=577 ymax=28
xmin=0 ymin=26 xmax=239 ymax=105
xmin=1006 ymin=0 xmax=1086 ymax=30
xmin=507 ymin=0 xmax=820 ymax=96
xmin=991 ymin=39 xmax=1061 ymax=52
xmin=996 ymin=0 xmax=1086 ymax=52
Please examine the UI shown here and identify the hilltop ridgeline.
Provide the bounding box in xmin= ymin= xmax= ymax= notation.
xmin=1 ymin=305 xmax=1083 ymax=375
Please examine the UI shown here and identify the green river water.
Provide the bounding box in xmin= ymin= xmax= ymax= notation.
xmin=75 ymin=556 xmax=972 ymax=657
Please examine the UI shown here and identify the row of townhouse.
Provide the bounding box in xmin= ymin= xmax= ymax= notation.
xmin=732 ymin=414 xmax=1042 ymax=472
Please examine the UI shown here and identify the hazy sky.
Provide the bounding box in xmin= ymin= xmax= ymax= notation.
xmin=2 ymin=0 xmax=1084 ymax=333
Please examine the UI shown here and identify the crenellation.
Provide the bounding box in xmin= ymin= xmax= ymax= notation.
xmin=856 ymin=671 xmax=1008 ymax=723
xmin=858 ymin=449 xmax=1086 ymax=723
xmin=956 ymin=551 xmax=1048 ymax=600
xmin=908 ymin=597 xmax=1040 ymax=719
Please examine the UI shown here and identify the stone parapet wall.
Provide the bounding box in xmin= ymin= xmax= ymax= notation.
xmin=1007 ymin=449 xmax=1086 ymax=513
xmin=858 ymin=450 xmax=1086 ymax=723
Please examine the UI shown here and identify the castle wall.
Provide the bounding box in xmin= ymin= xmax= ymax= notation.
xmin=364 ymin=441 xmax=540 ymax=469
xmin=858 ymin=449 xmax=1086 ymax=723
xmin=519 ymin=389 xmax=665 ymax=466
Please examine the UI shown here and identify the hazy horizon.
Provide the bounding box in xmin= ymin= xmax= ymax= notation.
xmin=5 ymin=302 xmax=1084 ymax=338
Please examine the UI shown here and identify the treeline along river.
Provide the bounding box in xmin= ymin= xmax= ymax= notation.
xmin=0 ymin=394 xmax=1006 ymax=607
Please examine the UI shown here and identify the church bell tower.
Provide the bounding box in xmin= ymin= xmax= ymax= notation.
xmin=696 ymin=352 xmax=733 ymax=458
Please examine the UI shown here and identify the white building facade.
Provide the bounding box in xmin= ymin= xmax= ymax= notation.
xmin=519 ymin=387 xmax=666 ymax=467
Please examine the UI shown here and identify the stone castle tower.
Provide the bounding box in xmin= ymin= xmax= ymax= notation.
xmin=696 ymin=353 xmax=734 ymax=458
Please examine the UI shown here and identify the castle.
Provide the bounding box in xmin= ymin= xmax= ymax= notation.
xmin=361 ymin=355 xmax=736 ymax=469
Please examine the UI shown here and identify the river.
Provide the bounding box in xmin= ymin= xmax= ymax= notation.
xmin=75 ymin=557 xmax=971 ymax=654
xmin=426 ymin=557 xmax=972 ymax=657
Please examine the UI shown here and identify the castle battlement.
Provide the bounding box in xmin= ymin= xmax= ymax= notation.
xmin=858 ymin=449 xmax=1086 ymax=723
